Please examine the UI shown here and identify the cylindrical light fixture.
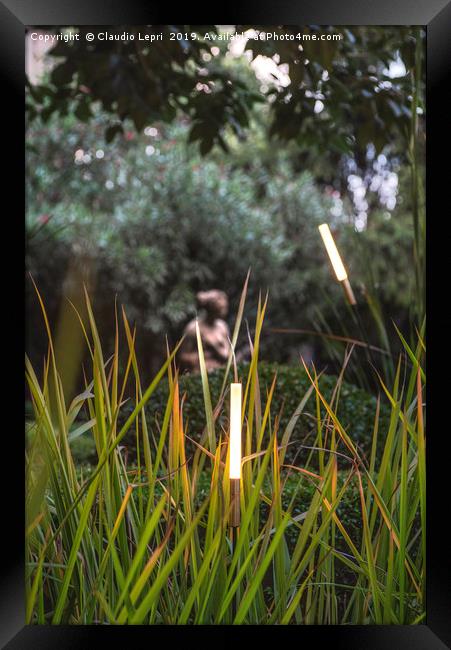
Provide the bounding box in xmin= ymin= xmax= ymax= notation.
xmin=229 ymin=382 xmax=242 ymax=527
xmin=318 ymin=222 xmax=377 ymax=372
xmin=318 ymin=223 xmax=356 ymax=305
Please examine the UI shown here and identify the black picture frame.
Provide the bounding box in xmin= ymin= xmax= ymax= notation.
xmin=3 ymin=1 xmax=450 ymax=648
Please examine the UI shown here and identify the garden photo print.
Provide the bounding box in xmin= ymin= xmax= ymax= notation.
xmin=25 ymin=26 xmax=426 ymax=627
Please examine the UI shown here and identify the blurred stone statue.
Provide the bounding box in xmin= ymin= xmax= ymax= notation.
xmin=179 ymin=290 xmax=231 ymax=373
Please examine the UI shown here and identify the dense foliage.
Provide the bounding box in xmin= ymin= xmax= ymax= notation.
xmin=26 ymin=111 xmax=417 ymax=376
xmin=25 ymin=24 xmax=426 ymax=628
xmin=26 ymin=26 xmax=424 ymax=167
xmin=115 ymin=362 xmax=391 ymax=465
xmin=25 ymin=289 xmax=426 ymax=624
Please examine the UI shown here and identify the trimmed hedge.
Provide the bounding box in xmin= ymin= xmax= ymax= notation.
xmin=119 ymin=362 xmax=390 ymax=465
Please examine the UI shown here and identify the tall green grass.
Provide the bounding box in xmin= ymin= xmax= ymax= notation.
xmin=25 ymin=282 xmax=425 ymax=624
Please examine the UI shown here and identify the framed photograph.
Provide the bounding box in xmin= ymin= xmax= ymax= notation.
xmin=2 ymin=1 xmax=450 ymax=648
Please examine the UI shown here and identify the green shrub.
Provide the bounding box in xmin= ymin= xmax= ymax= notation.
xmin=26 ymin=114 xmax=334 ymax=360
xmin=27 ymin=111 xmax=418 ymax=374
xmin=120 ymin=362 xmax=390 ymax=464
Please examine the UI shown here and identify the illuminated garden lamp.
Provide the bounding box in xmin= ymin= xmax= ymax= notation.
xmin=318 ymin=223 xmax=356 ymax=306
xmin=319 ymin=223 xmax=376 ymax=369
xmin=229 ymin=382 xmax=242 ymax=528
